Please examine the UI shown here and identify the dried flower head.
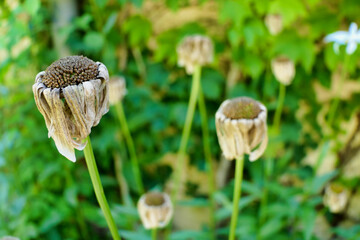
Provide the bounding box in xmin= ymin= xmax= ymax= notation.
xmin=215 ymin=97 xmax=268 ymax=161
xmin=265 ymin=14 xmax=283 ymax=35
xmin=137 ymin=192 xmax=173 ymax=229
xmin=323 ymin=183 xmax=349 ymax=213
xmin=108 ymin=76 xmax=127 ymax=105
xmin=271 ymin=56 xmax=295 ymax=85
xmin=33 ymin=55 xmax=109 ymax=162
xmin=177 ymin=35 xmax=213 ymax=74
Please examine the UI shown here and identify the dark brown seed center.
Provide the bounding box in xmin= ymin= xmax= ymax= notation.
xmin=42 ymin=56 xmax=99 ymax=88
xmin=222 ymin=97 xmax=261 ymax=120
xmin=144 ymin=193 xmax=165 ymax=206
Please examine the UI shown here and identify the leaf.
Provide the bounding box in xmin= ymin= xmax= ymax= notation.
xmin=170 ymin=230 xmax=211 ymax=240
xmin=259 ymin=217 xmax=285 ymax=238
xmin=269 ymin=0 xmax=306 ymax=26
xmin=24 ymin=0 xmax=41 ymax=16
xmin=123 ymin=16 xmax=152 ymax=47
xmin=305 ymin=170 xmax=338 ymax=194
xmin=219 ymin=0 xmax=252 ymax=28
xmin=84 ymin=32 xmax=104 ymax=52
xmin=243 ymin=52 xmax=265 ymax=79
xmin=103 ymin=12 xmax=118 ymax=34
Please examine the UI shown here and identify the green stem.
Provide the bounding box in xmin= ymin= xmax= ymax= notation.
xmin=132 ymin=47 xmax=147 ymax=80
xmin=327 ymin=54 xmax=350 ymax=127
xmin=115 ymin=102 xmax=145 ymax=194
xmin=197 ymin=79 xmax=216 ymax=239
xmin=113 ymin=152 xmax=133 ymax=208
xmin=273 ymin=83 xmax=286 ymax=132
xmin=229 ymin=156 xmax=244 ymax=240
xmin=152 ymin=228 xmax=157 ymax=240
xmin=83 ymin=136 xmax=121 ymax=240
xmin=171 ymin=65 xmax=201 ymax=203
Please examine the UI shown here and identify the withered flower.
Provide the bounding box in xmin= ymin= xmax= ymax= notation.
xmin=215 ymin=97 xmax=268 ymax=161
xmin=265 ymin=14 xmax=283 ymax=35
xmin=109 ymin=76 xmax=127 ymax=105
xmin=271 ymin=56 xmax=295 ymax=85
xmin=137 ymin=192 xmax=173 ymax=229
xmin=33 ymin=56 xmax=109 ymax=162
xmin=177 ymin=35 xmax=213 ymax=74
xmin=323 ymin=183 xmax=349 ymax=213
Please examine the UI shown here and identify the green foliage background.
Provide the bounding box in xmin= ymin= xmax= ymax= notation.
xmin=1 ymin=0 xmax=360 ymax=239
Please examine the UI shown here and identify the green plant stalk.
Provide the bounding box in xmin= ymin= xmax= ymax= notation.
xmin=132 ymin=47 xmax=147 ymax=80
xmin=197 ymin=79 xmax=216 ymax=239
xmin=83 ymin=136 xmax=121 ymax=240
xmin=273 ymin=83 xmax=286 ymax=132
xmin=115 ymin=101 xmax=145 ymax=194
xmin=229 ymin=155 xmax=244 ymax=240
xmin=152 ymin=227 xmax=157 ymax=240
xmin=171 ymin=65 xmax=201 ymax=204
xmin=327 ymin=54 xmax=350 ymax=127
xmin=113 ymin=152 xmax=133 ymax=208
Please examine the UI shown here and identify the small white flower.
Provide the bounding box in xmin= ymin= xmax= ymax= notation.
xmin=324 ymin=22 xmax=360 ymax=55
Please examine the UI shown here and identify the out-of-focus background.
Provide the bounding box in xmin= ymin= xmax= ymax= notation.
xmin=2 ymin=0 xmax=360 ymax=239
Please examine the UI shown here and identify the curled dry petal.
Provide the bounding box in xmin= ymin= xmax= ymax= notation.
xmin=137 ymin=192 xmax=173 ymax=229
xmin=33 ymin=58 xmax=109 ymax=162
xmin=215 ymin=97 xmax=268 ymax=161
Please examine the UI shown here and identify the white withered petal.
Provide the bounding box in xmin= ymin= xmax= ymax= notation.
xmin=33 ymin=56 xmax=109 ymax=162
xmin=215 ymin=97 xmax=268 ymax=161
xmin=137 ymin=192 xmax=173 ymax=229
xmin=177 ymin=35 xmax=213 ymax=74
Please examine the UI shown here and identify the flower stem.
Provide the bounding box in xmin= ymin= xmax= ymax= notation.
xmin=229 ymin=155 xmax=244 ymax=240
xmin=273 ymin=83 xmax=286 ymax=132
xmin=115 ymin=101 xmax=145 ymax=194
xmin=152 ymin=227 xmax=157 ymax=240
xmin=83 ymin=136 xmax=121 ymax=240
xmin=327 ymin=54 xmax=350 ymax=127
xmin=171 ymin=65 xmax=201 ymax=203
xmin=197 ymin=76 xmax=216 ymax=239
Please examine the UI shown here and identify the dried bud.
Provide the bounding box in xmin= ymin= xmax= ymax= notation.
xmin=215 ymin=97 xmax=268 ymax=161
xmin=323 ymin=183 xmax=349 ymax=213
xmin=177 ymin=35 xmax=213 ymax=74
xmin=265 ymin=14 xmax=283 ymax=35
xmin=108 ymin=76 xmax=127 ymax=105
xmin=271 ymin=56 xmax=295 ymax=85
xmin=137 ymin=192 xmax=173 ymax=229
xmin=33 ymin=55 xmax=109 ymax=162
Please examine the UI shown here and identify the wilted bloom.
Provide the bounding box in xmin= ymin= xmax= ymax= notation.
xmin=325 ymin=22 xmax=360 ymax=55
xmin=108 ymin=76 xmax=127 ymax=105
xmin=215 ymin=97 xmax=268 ymax=161
xmin=323 ymin=183 xmax=349 ymax=213
xmin=265 ymin=14 xmax=283 ymax=35
xmin=137 ymin=192 xmax=173 ymax=229
xmin=33 ymin=56 xmax=109 ymax=162
xmin=177 ymin=35 xmax=213 ymax=74
xmin=271 ymin=56 xmax=295 ymax=85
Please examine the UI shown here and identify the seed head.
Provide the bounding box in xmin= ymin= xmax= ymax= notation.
xmin=137 ymin=192 xmax=173 ymax=229
xmin=42 ymin=56 xmax=99 ymax=88
xmin=215 ymin=97 xmax=268 ymax=161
